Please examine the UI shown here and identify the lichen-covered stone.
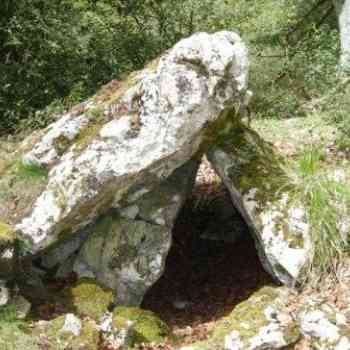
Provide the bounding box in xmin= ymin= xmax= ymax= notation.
xmin=74 ymin=160 xmax=198 ymax=306
xmin=34 ymin=314 xmax=100 ymax=350
xmin=112 ymin=306 xmax=170 ymax=346
xmin=208 ymin=121 xmax=312 ymax=284
xmin=298 ymin=302 xmax=350 ymax=350
xmin=23 ymin=112 xmax=90 ymax=169
xmin=63 ymin=278 xmax=114 ymax=320
xmin=16 ymin=30 xmax=249 ymax=254
xmin=74 ymin=215 xmax=171 ymax=306
xmin=188 ymin=286 xmax=300 ymax=350
xmin=40 ymin=230 xmax=89 ymax=270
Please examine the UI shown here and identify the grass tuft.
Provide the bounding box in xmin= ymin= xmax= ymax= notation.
xmin=287 ymin=147 xmax=350 ymax=281
xmin=14 ymin=162 xmax=49 ymax=181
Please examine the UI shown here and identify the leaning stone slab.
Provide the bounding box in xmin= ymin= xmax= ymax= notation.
xmin=16 ymin=31 xmax=249 ymax=254
xmin=208 ymin=121 xmax=312 ymax=285
xmin=74 ymin=160 xmax=198 ymax=306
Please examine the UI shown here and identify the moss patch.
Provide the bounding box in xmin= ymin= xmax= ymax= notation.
xmin=191 ymin=286 xmax=300 ymax=350
xmin=112 ymin=307 xmax=170 ymax=346
xmin=63 ymin=278 xmax=114 ymax=321
xmin=212 ymin=287 xmax=279 ymax=343
xmin=34 ymin=315 xmax=100 ymax=350
xmin=0 ymin=221 xmax=15 ymax=246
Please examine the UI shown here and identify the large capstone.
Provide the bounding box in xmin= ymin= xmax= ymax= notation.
xmin=16 ymin=31 xmax=249 ymax=254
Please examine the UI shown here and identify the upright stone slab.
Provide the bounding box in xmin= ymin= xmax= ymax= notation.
xmin=208 ymin=120 xmax=312 ymax=285
xmin=16 ymin=31 xmax=249 ymax=255
xmin=74 ymin=160 xmax=199 ymax=305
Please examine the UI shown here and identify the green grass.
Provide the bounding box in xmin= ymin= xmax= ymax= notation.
xmin=14 ymin=162 xmax=49 ymax=181
xmin=287 ymin=147 xmax=350 ymax=280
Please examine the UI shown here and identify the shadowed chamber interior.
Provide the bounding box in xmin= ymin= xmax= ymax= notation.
xmin=142 ymin=171 xmax=274 ymax=332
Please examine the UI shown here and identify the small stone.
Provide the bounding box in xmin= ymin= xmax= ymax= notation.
xmin=61 ymin=314 xmax=82 ymax=336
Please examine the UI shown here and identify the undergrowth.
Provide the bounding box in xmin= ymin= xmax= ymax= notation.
xmin=287 ymin=147 xmax=350 ymax=281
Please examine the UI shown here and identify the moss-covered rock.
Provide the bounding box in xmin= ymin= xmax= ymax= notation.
xmin=187 ymin=286 xmax=300 ymax=350
xmin=0 ymin=222 xmax=15 ymax=247
xmin=63 ymin=278 xmax=114 ymax=320
xmin=112 ymin=306 xmax=170 ymax=346
xmin=34 ymin=314 xmax=100 ymax=350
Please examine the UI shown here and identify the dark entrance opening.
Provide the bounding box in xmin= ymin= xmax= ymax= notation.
xmin=142 ymin=162 xmax=274 ymax=345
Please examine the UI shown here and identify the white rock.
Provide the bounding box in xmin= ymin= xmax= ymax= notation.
xmin=23 ymin=113 xmax=89 ymax=168
xmin=225 ymin=330 xmax=244 ymax=350
xmin=298 ymin=303 xmax=350 ymax=349
xmin=17 ymin=31 xmax=249 ymax=254
xmin=61 ymin=313 xmax=82 ymax=336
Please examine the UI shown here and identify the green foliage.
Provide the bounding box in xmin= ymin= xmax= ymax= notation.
xmin=0 ymin=0 xmax=220 ymax=135
xmin=288 ymin=147 xmax=350 ymax=279
xmin=0 ymin=304 xmax=39 ymax=350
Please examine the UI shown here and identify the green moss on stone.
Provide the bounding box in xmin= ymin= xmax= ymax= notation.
xmin=64 ymin=278 xmax=114 ymax=320
xmin=52 ymin=134 xmax=72 ymax=156
xmin=74 ymin=123 xmax=104 ymax=152
xmin=112 ymin=307 xmax=170 ymax=345
xmin=211 ymin=287 xmax=280 ymax=347
xmin=35 ymin=315 xmax=100 ymax=350
xmin=0 ymin=222 xmax=15 ymax=245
